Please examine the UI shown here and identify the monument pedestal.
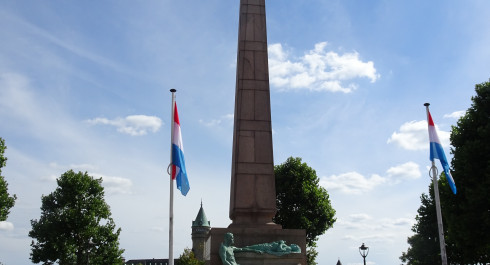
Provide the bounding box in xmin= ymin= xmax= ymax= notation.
xmin=210 ymin=228 xmax=306 ymax=265
xmin=235 ymin=252 xmax=304 ymax=265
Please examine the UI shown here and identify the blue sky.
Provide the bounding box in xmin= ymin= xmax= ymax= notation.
xmin=1 ymin=1 xmax=489 ymax=264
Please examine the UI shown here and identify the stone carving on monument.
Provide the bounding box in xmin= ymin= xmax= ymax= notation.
xmin=207 ymin=0 xmax=308 ymax=264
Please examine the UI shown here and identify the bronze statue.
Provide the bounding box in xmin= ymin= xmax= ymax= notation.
xmin=219 ymin=233 xmax=301 ymax=265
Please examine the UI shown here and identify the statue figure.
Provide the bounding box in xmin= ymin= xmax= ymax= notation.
xmin=219 ymin=233 xmax=301 ymax=265
xmin=241 ymin=240 xmax=301 ymax=256
xmin=219 ymin=232 xmax=247 ymax=265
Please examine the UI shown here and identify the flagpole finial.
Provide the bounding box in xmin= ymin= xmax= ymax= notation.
xmin=170 ymin=88 xmax=177 ymax=93
xmin=424 ymin=103 xmax=430 ymax=107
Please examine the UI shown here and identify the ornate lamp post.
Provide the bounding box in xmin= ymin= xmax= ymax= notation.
xmin=359 ymin=243 xmax=369 ymax=265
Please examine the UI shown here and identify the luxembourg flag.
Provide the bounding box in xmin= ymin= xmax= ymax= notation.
xmin=427 ymin=110 xmax=457 ymax=194
xmin=172 ymin=102 xmax=190 ymax=196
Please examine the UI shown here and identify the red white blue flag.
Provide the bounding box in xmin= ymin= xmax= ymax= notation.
xmin=427 ymin=110 xmax=456 ymax=194
xmin=172 ymin=102 xmax=190 ymax=196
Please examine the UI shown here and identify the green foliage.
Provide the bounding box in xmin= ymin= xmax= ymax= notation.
xmin=29 ymin=170 xmax=124 ymax=265
xmin=177 ymin=248 xmax=205 ymax=265
xmin=274 ymin=157 xmax=336 ymax=265
xmin=443 ymin=80 xmax=490 ymax=263
xmin=0 ymin=137 xmax=17 ymax=221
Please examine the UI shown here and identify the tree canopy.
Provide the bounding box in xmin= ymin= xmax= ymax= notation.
xmin=443 ymin=80 xmax=490 ymax=263
xmin=0 ymin=137 xmax=16 ymax=221
xmin=29 ymin=170 xmax=124 ymax=265
xmin=273 ymin=157 xmax=336 ymax=265
xmin=177 ymin=248 xmax=205 ymax=265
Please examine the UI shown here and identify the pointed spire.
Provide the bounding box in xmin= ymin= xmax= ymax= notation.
xmin=192 ymin=202 xmax=210 ymax=227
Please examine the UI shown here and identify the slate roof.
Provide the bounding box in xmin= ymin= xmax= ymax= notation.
xmin=192 ymin=202 xmax=210 ymax=227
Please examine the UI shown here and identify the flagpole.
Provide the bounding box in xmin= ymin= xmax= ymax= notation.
xmin=424 ymin=103 xmax=448 ymax=265
xmin=169 ymin=88 xmax=176 ymax=265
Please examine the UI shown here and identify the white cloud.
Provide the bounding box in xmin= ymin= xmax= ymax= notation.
xmin=321 ymin=162 xmax=421 ymax=194
xmin=268 ymin=42 xmax=379 ymax=93
xmin=391 ymin=218 xmax=414 ymax=227
xmin=199 ymin=113 xmax=234 ymax=127
xmin=150 ymin=226 xmax=165 ymax=233
xmin=91 ymin=173 xmax=133 ymax=195
xmin=0 ymin=73 xmax=41 ymax=123
xmin=87 ymin=115 xmax=162 ymax=136
xmin=320 ymin=172 xmax=386 ymax=194
xmin=387 ymin=120 xmax=451 ymax=150
xmin=49 ymin=162 xmax=98 ymax=171
xmin=40 ymin=174 xmax=58 ymax=182
xmin=387 ymin=120 xmax=427 ymax=150
xmin=39 ymin=171 xmax=133 ymax=195
xmin=349 ymin=213 xmax=372 ymax=222
xmin=386 ymin=161 xmax=421 ymax=181
xmin=444 ymin=110 xmax=465 ymax=119
xmin=0 ymin=221 xmax=14 ymax=231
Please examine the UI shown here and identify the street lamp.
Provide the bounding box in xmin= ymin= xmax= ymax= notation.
xmin=359 ymin=243 xmax=369 ymax=265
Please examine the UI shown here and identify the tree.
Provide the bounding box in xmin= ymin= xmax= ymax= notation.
xmin=273 ymin=157 xmax=336 ymax=265
xmin=29 ymin=170 xmax=124 ymax=265
xmin=177 ymin=248 xmax=205 ymax=265
xmin=0 ymin=137 xmax=17 ymax=221
xmin=442 ymin=80 xmax=490 ymax=264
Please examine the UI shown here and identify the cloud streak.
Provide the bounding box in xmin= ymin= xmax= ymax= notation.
xmin=87 ymin=115 xmax=162 ymax=136
xmin=0 ymin=221 xmax=14 ymax=231
xmin=320 ymin=172 xmax=386 ymax=194
xmin=268 ymin=42 xmax=379 ymax=93
xmin=386 ymin=161 xmax=421 ymax=181
xmin=199 ymin=113 xmax=233 ymax=127
xmin=320 ymin=162 xmax=421 ymax=194
xmin=92 ymin=173 xmax=133 ymax=195
xmin=444 ymin=110 xmax=465 ymax=119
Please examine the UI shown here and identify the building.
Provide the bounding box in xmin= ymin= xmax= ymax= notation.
xmin=191 ymin=202 xmax=211 ymax=261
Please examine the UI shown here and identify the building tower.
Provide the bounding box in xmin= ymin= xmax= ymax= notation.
xmin=191 ymin=202 xmax=211 ymax=261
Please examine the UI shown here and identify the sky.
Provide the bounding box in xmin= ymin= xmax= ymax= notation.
xmin=1 ymin=0 xmax=489 ymax=264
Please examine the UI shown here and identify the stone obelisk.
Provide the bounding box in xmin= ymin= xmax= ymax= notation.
xmin=229 ymin=0 xmax=278 ymax=229
xmin=209 ymin=1 xmax=306 ymax=264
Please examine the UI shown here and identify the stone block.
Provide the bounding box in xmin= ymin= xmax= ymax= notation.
xmin=236 ymin=162 xmax=273 ymax=175
xmin=237 ymin=135 xmax=254 ymax=162
xmin=235 ymin=174 xmax=255 ymax=208
xmin=254 ymin=90 xmax=270 ymax=121
xmin=242 ymin=51 xmax=255 ymax=80
xmin=239 ymin=89 xmax=255 ymax=120
xmin=235 ymin=252 xmax=304 ymax=265
xmin=255 ymin=175 xmax=276 ymax=208
xmin=254 ymin=131 xmax=272 ymax=163
xmin=239 ymin=120 xmax=271 ymax=131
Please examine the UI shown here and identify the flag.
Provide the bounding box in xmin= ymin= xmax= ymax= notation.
xmin=427 ymin=110 xmax=457 ymax=194
xmin=172 ymin=102 xmax=190 ymax=196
